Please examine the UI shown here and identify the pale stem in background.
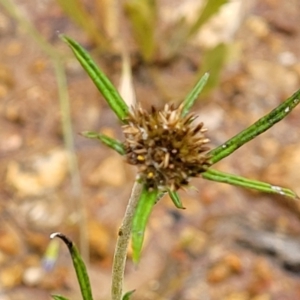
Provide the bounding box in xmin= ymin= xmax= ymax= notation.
xmin=0 ymin=0 xmax=88 ymax=262
xmin=119 ymin=49 xmax=136 ymax=107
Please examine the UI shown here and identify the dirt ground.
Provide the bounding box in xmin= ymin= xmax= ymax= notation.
xmin=1 ymin=0 xmax=300 ymax=299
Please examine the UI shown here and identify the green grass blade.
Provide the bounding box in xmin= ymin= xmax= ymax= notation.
xmin=168 ymin=190 xmax=185 ymax=209
xmin=81 ymin=131 xmax=125 ymax=155
xmin=188 ymin=0 xmax=228 ymax=37
xmin=125 ymin=0 xmax=157 ymax=62
xmin=61 ymin=35 xmax=129 ymax=122
xmin=202 ymin=169 xmax=299 ymax=199
xmin=56 ymin=0 xmax=107 ymax=49
xmin=52 ymin=295 xmax=70 ymax=300
xmin=181 ymin=73 xmax=209 ymax=117
xmin=42 ymin=239 xmax=60 ymax=271
xmin=209 ymin=89 xmax=300 ymax=164
xmin=122 ymin=290 xmax=136 ymax=300
xmin=132 ymin=187 xmax=159 ymax=263
xmin=51 ymin=233 xmax=94 ymax=300
xmin=197 ymin=43 xmax=227 ymax=96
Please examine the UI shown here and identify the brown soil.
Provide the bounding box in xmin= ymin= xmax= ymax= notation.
xmin=1 ymin=0 xmax=300 ymax=299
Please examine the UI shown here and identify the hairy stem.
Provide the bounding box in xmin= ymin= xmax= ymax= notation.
xmin=111 ymin=182 xmax=143 ymax=300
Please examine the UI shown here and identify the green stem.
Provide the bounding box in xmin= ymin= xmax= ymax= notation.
xmin=111 ymin=182 xmax=143 ymax=300
xmin=209 ymin=89 xmax=300 ymax=164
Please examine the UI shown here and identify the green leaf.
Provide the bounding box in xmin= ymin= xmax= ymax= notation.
xmin=202 ymin=169 xmax=299 ymax=199
xmin=132 ymin=187 xmax=159 ymax=263
xmin=61 ymin=35 xmax=129 ymax=122
xmin=181 ymin=73 xmax=209 ymax=117
xmin=52 ymin=295 xmax=70 ymax=300
xmin=188 ymin=0 xmax=228 ymax=37
xmin=209 ymin=88 xmax=300 ymax=164
xmin=81 ymin=131 xmax=125 ymax=155
xmin=122 ymin=290 xmax=136 ymax=300
xmin=42 ymin=239 xmax=60 ymax=271
xmin=197 ymin=43 xmax=227 ymax=96
xmin=51 ymin=233 xmax=94 ymax=300
xmin=125 ymin=0 xmax=157 ymax=62
xmin=56 ymin=0 xmax=107 ymax=49
xmin=168 ymin=190 xmax=185 ymax=209
xmin=164 ymin=0 xmax=228 ymax=59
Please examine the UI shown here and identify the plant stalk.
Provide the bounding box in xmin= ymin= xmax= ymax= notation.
xmin=111 ymin=182 xmax=143 ymax=300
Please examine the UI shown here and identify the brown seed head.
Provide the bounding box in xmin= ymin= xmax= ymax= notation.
xmin=122 ymin=104 xmax=211 ymax=191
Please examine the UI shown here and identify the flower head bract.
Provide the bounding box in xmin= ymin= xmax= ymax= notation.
xmin=123 ymin=103 xmax=211 ymax=191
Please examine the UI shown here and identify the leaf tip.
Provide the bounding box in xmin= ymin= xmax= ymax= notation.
xmin=80 ymin=131 xmax=96 ymax=138
xmin=59 ymin=33 xmax=68 ymax=43
xmin=132 ymin=253 xmax=141 ymax=265
xmin=204 ymin=72 xmax=210 ymax=78
xmin=50 ymin=232 xmax=73 ymax=251
xmin=50 ymin=232 xmax=61 ymax=239
xmin=122 ymin=289 xmax=136 ymax=300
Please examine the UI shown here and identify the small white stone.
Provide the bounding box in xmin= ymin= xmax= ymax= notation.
xmin=23 ymin=266 xmax=45 ymax=286
xmin=278 ymin=51 xmax=297 ymax=66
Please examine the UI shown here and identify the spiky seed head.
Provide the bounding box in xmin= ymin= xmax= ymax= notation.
xmin=122 ymin=104 xmax=211 ymax=191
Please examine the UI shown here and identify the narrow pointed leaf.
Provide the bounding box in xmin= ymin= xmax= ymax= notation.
xmin=197 ymin=43 xmax=227 ymax=96
xmin=82 ymin=131 xmax=125 ymax=155
xmin=166 ymin=0 xmax=228 ymax=58
xmin=51 ymin=233 xmax=94 ymax=300
xmin=42 ymin=239 xmax=60 ymax=271
xmin=202 ymin=169 xmax=299 ymax=199
xmin=181 ymin=72 xmax=209 ymax=117
xmin=56 ymin=0 xmax=107 ymax=49
xmin=188 ymin=0 xmax=228 ymax=37
xmin=168 ymin=190 xmax=185 ymax=209
xmin=122 ymin=290 xmax=136 ymax=300
xmin=209 ymin=89 xmax=300 ymax=164
xmin=125 ymin=0 xmax=156 ymax=62
xmin=52 ymin=295 xmax=70 ymax=300
xmin=61 ymin=35 xmax=129 ymax=122
xmin=132 ymin=187 xmax=159 ymax=263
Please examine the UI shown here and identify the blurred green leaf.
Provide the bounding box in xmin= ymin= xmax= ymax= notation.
xmin=197 ymin=43 xmax=227 ymax=96
xmin=125 ymin=0 xmax=157 ymax=62
xmin=61 ymin=35 xmax=129 ymax=122
xmin=56 ymin=0 xmax=107 ymax=49
xmin=122 ymin=290 xmax=136 ymax=300
xmin=168 ymin=190 xmax=185 ymax=209
xmin=164 ymin=0 xmax=228 ymax=60
xmin=188 ymin=0 xmax=228 ymax=37
xmin=202 ymin=169 xmax=299 ymax=199
xmin=51 ymin=233 xmax=94 ymax=300
xmin=82 ymin=131 xmax=125 ymax=155
xmin=42 ymin=239 xmax=60 ymax=271
xmin=52 ymin=295 xmax=70 ymax=300
xmin=132 ymin=187 xmax=159 ymax=263
xmin=181 ymin=72 xmax=209 ymax=117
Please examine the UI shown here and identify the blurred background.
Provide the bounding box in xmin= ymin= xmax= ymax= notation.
xmin=0 ymin=0 xmax=300 ymax=299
